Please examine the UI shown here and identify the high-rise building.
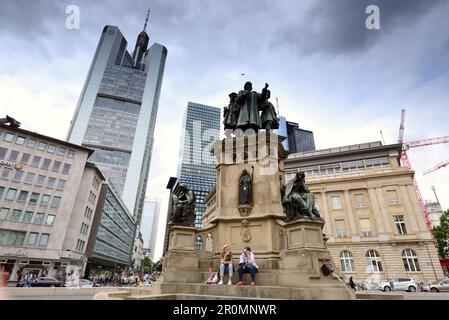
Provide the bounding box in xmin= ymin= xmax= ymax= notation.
xmin=284 ymin=141 xmax=444 ymax=283
xmin=140 ymin=197 xmax=161 ymax=260
xmin=177 ymin=102 xmax=221 ymax=228
xmin=66 ymin=21 xmax=167 ymax=226
xmin=286 ymin=121 xmax=315 ymax=153
xmin=277 ymin=116 xmax=289 ymax=151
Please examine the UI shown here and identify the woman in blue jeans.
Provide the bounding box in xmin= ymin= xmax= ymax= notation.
xmin=237 ymin=246 xmax=259 ymax=286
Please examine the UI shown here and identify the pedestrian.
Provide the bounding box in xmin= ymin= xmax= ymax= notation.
xmin=218 ymin=244 xmax=233 ymax=285
xmin=349 ymin=276 xmax=356 ymax=291
xmin=237 ymin=246 xmax=259 ymax=286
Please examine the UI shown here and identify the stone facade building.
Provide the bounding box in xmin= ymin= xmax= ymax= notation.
xmin=284 ymin=141 xmax=445 ymax=284
xmin=0 ymin=124 xmax=104 ymax=283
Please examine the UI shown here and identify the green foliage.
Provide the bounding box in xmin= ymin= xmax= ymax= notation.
xmin=432 ymin=210 xmax=449 ymax=259
xmin=141 ymin=257 xmax=162 ymax=274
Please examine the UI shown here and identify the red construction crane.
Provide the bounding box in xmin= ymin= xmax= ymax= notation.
xmin=423 ymin=159 xmax=449 ymax=175
xmin=397 ymin=109 xmax=449 ymax=230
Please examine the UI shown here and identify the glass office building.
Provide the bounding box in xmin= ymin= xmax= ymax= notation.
xmin=177 ymin=102 xmax=220 ymax=228
xmin=286 ymin=121 xmax=316 ymax=153
xmin=66 ymin=25 xmax=167 ymax=226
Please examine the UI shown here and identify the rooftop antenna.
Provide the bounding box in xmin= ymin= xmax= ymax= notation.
xmin=380 ymin=130 xmax=386 ymax=145
xmin=276 ymin=97 xmax=280 ymax=115
xmin=143 ymin=8 xmax=150 ymax=31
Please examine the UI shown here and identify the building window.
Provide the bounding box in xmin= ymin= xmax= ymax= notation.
xmin=29 ymin=192 xmax=40 ymax=204
xmin=67 ymin=150 xmax=75 ymax=159
xmin=5 ymin=188 xmax=17 ymax=200
xmin=342 ymin=160 xmax=365 ymax=173
xmin=25 ymin=172 xmax=35 ymax=184
xmin=195 ymin=236 xmax=203 ymax=251
xmin=0 ymin=230 xmax=25 ymax=246
xmin=47 ymin=145 xmax=56 ymax=154
xmin=27 ymin=139 xmax=36 ymax=149
xmin=366 ymin=250 xmax=383 ymax=272
xmin=46 ymin=214 xmax=55 ymax=226
xmin=39 ymin=234 xmax=49 ymax=246
xmin=22 ymin=211 xmax=33 ymax=223
xmin=57 ymin=147 xmax=66 ymax=156
xmin=20 ymin=153 xmax=30 ymax=164
xmin=0 ymin=147 xmax=7 ymax=159
xmin=37 ymin=142 xmax=47 ymax=151
xmin=354 ymin=194 xmax=366 ymax=208
xmin=51 ymin=196 xmax=61 ymax=208
xmin=1 ymin=167 xmax=12 ymax=179
xmin=8 ymin=150 xmax=19 ymax=162
xmin=386 ymin=190 xmax=400 ymax=204
xmin=36 ymin=175 xmax=46 ymax=186
xmin=41 ymin=158 xmax=51 ymax=170
xmin=394 ymin=215 xmax=407 ymax=235
xmin=331 ymin=196 xmax=342 ymax=210
xmin=27 ymin=232 xmax=38 ymax=245
xmin=335 ymin=219 xmax=347 ymax=237
xmin=15 ymin=136 xmax=26 ymax=145
xmin=18 ymin=190 xmax=29 ymax=202
xmin=13 ymin=170 xmax=24 ymax=181
xmin=31 ymin=156 xmax=41 ymax=167
xmin=10 ymin=209 xmax=22 ymax=222
xmin=4 ymin=133 xmax=14 ymax=142
xmin=40 ymin=194 xmax=50 ymax=206
xmin=47 ymin=177 xmax=56 ymax=188
xmin=34 ymin=213 xmax=45 ymax=224
xmin=359 ymin=218 xmax=372 ymax=236
xmin=76 ymin=239 xmax=85 ymax=251
xmin=340 ymin=250 xmax=355 ymax=272
xmin=57 ymin=179 xmax=65 ymax=190
xmin=402 ymin=249 xmax=421 ymax=272
xmin=0 ymin=208 xmax=8 ymax=220
xmin=0 ymin=186 xmax=4 ymax=199
xmin=52 ymin=161 xmax=61 ymax=172
xmin=62 ymin=163 xmax=71 ymax=174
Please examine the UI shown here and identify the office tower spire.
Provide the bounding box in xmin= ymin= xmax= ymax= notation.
xmin=133 ymin=9 xmax=150 ymax=67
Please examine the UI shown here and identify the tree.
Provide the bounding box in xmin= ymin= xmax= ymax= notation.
xmin=432 ymin=210 xmax=449 ymax=259
xmin=142 ymin=256 xmax=153 ymax=274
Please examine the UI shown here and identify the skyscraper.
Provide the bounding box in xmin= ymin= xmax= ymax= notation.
xmin=286 ymin=121 xmax=316 ymax=153
xmin=66 ymin=18 xmax=167 ymax=226
xmin=177 ymin=102 xmax=221 ymax=228
xmin=140 ymin=197 xmax=161 ymax=260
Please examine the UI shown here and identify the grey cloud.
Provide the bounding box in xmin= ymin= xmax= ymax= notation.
xmin=271 ymin=0 xmax=447 ymax=56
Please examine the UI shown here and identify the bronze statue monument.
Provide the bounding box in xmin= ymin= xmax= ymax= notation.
xmin=169 ymin=184 xmax=196 ymax=226
xmin=223 ymin=82 xmax=279 ymax=134
xmin=282 ymin=171 xmax=321 ymax=221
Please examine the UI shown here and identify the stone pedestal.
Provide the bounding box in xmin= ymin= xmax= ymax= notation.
xmin=159 ymin=226 xmax=202 ymax=284
xmin=277 ymin=219 xmax=336 ymax=287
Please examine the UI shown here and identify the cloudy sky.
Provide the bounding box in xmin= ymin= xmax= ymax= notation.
xmin=1 ymin=0 xmax=448 ymax=260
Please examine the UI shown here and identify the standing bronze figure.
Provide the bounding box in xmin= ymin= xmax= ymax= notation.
xmin=259 ymin=84 xmax=279 ymax=131
xmin=238 ymin=170 xmax=252 ymax=206
xmin=235 ymin=82 xmax=262 ymax=132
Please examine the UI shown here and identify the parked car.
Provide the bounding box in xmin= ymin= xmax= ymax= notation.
xmin=421 ymin=278 xmax=449 ymax=293
xmin=379 ymin=277 xmax=419 ymax=292
xmin=30 ymin=277 xmax=62 ymax=287
xmin=65 ymin=278 xmax=100 ymax=288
